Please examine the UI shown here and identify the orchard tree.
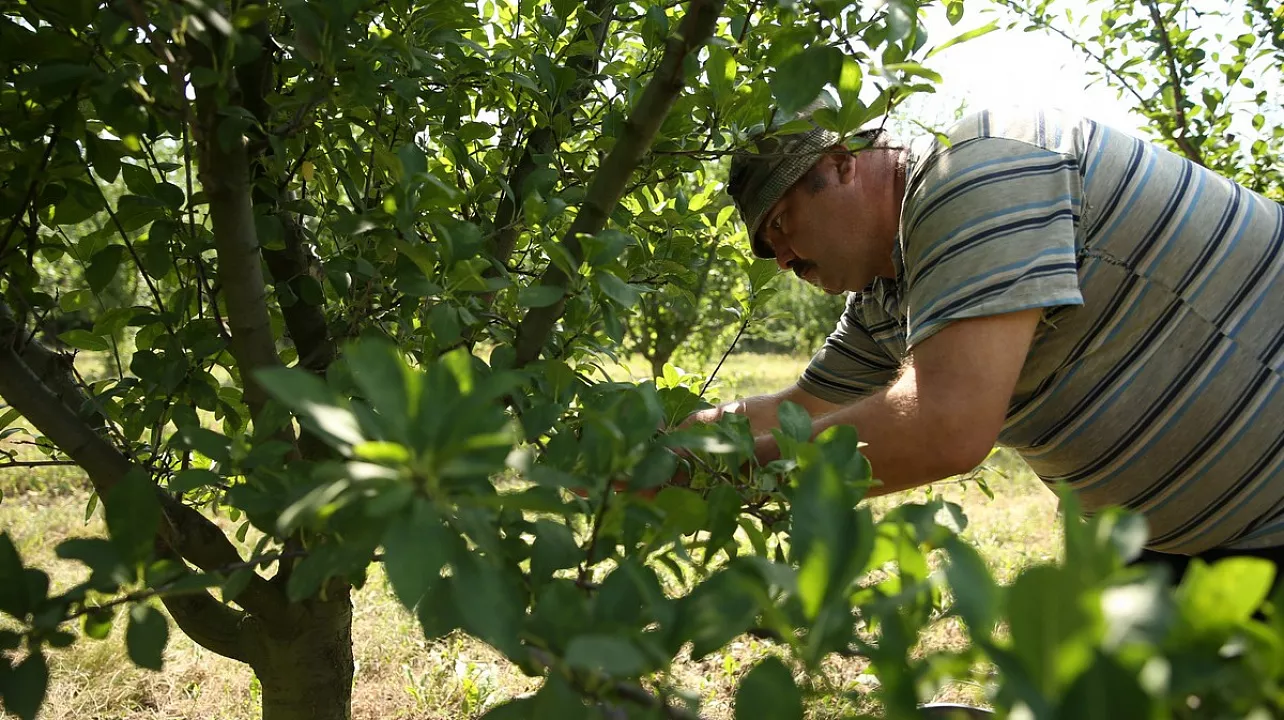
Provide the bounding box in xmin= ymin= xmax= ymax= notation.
xmin=994 ymin=0 xmax=1284 ymax=201
xmin=3 ymin=1 xmax=1284 ymax=720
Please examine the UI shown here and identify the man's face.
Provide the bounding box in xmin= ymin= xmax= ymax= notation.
xmin=756 ymin=153 xmax=894 ymax=294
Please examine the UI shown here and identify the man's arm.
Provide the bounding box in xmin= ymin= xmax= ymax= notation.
xmin=683 ymin=382 xmax=845 ymax=435
xmin=754 ymin=309 xmax=1042 ymax=496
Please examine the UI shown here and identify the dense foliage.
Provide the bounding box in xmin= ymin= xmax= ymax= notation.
xmin=1 ymin=0 xmax=1282 ymax=719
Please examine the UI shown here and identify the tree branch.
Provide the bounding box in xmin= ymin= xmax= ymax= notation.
xmin=512 ymin=0 xmax=726 ymax=366
xmin=190 ymin=38 xmax=288 ymax=425
xmin=153 ymin=541 xmax=254 ymax=663
xmin=233 ymin=4 xmax=337 ymax=466
xmin=0 ymin=301 xmax=289 ymax=627
xmin=1142 ymin=0 xmax=1203 ymax=165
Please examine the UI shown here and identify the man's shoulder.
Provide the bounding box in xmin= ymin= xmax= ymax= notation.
xmin=921 ymin=106 xmax=1094 ymax=159
xmin=902 ymin=105 xmax=1097 ymax=206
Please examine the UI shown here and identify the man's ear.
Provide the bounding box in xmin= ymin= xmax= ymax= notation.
xmin=832 ymin=149 xmax=857 ymax=184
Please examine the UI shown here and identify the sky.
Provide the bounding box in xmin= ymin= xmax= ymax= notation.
xmin=895 ymin=0 xmax=1284 ymax=144
xmin=895 ymin=0 xmax=1151 ymax=138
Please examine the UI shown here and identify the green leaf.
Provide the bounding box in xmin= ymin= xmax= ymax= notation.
xmin=55 ymin=538 xmax=127 ymax=589
xmin=796 ymin=541 xmax=830 ymax=620
xmin=746 ymin=258 xmax=779 ymax=294
xmin=708 ymin=45 xmax=736 ymax=102
xmin=170 ymin=469 xmax=221 ymax=493
xmin=705 ymin=485 xmax=743 ymax=558
xmin=884 ymin=62 xmax=943 ymax=83
xmin=381 ymin=499 xmax=450 ymax=610
xmin=564 ymin=635 xmax=648 ymax=676
xmin=1177 ymin=556 xmax=1275 ymax=632
xmin=735 ymin=657 xmax=802 ymax=720
xmin=59 ymin=289 xmax=93 ymax=313
xmin=946 ymin=0 xmax=964 ymax=24
xmin=1058 ymin=651 xmax=1153 ymax=718
xmin=926 ymin=19 xmax=1000 ymax=59
xmin=653 ymin=487 xmax=708 ymax=536
xmin=57 ymin=329 xmax=109 ymax=352
xmin=836 ymin=57 xmax=865 ymax=132
xmin=770 ymin=45 xmax=843 ymax=115
xmin=517 ymin=285 xmax=564 ymax=308
xmin=0 ymin=650 xmax=47 ymax=720
xmin=83 ymin=607 xmax=115 ymax=640
xmin=126 ymin=604 xmax=168 ymax=670
xmin=629 ymin=446 xmax=677 ymax=491
xmin=0 ymin=534 xmax=28 ymax=617
xmin=671 ymin=567 xmax=761 ymax=659
xmin=172 ymin=426 xmax=232 ymax=464
xmin=397 ymin=143 xmax=427 ymax=179
xmin=451 ymin=553 xmax=524 ymax=656
xmin=439 ymin=348 xmax=475 ymax=396
xmin=1007 ymin=565 xmax=1096 ymax=697
xmin=776 ymin=401 xmax=811 ymax=443
xmin=254 ymin=367 xmax=364 ymax=451
xmin=942 ymin=536 xmax=999 ymax=638
xmin=594 ymin=560 xmax=665 ymax=630
xmin=120 ymin=163 xmax=156 ymax=195
xmin=531 ymin=520 xmax=580 ymax=586
xmin=594 ymin=270 xmax=641 ymax=308
xmin=477 ymin=696 xmax=541 ymax=720
xmin=886 ymin=0 xmax=915 ymax=42
xmin=346 ymin=339 xmax=418 ymax=432
xmin=106 ymin=468 xmax=160 ymax=566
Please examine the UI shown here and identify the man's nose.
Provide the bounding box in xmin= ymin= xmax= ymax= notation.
xmin=773 ymin=246 xmax=796 ymax=271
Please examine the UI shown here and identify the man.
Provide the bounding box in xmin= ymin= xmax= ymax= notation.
xmin=693 ymin=99 xmax=1284 ymax=574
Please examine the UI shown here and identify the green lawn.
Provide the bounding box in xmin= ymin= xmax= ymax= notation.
xmin=0 ymin=352 xmax=1061 ymax=719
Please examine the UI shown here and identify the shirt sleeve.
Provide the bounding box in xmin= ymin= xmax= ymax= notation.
xmin=798 ymin=294 xmax=902 ymax=404
xmin=901 ymin=136 xmax=1085 ymax=349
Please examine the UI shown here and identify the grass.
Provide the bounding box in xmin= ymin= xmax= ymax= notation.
xmin=0 ymin=352 xmax=1061 ymax=719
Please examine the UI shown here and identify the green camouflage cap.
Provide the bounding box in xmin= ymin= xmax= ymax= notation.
xmin=727 ymin=96 xmax=841 ymax=259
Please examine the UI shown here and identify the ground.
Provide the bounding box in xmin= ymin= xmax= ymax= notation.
xmin=0 ymin=353 xmax=1061 ymax=719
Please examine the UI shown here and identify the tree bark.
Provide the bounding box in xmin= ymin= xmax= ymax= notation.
xmin=512 ymin=0 xmax=726 ymax=367
xmin=191 ymin=19 xmax=354 ymax=720
xmin=191 ymin=44 xmax=286 ymax=422
xmin=249 ymin=592 xmax=354 ymax=720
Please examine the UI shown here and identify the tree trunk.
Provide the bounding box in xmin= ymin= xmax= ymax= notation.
xmin=251 ymin=591 xmax=355 ymax=720
xmin=650 ymin=349 xmax=672 ymax=379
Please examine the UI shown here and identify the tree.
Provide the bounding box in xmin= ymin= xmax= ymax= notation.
xmin=0 ymin=0 xmax=964 ymax=717
xmin=5 ymin=1 xmax=1283 ymax=719
xmin=993 ymin=0 xmax=1284 ymax=201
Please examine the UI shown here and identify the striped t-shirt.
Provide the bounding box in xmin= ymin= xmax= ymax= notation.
xmin=799 ymin=108 xmax=1284 ymax=554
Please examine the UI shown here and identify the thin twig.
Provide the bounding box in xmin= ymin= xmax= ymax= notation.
xmin=578 ymin=485 xmax=613 ymax=586
xmin=1 ymin=121 xmax=61 ymax=258
xmin=735 ymin=0 xmax=762 ymax=45
xmin=700 ymin=313 xmax=750 ymax=396
xmin=0 ymin=460 xmax=80 ymax=469
xmin=77 ymin=157 xmax=175 ymax=334
xmin=1142 ymin=0 xmax=1204 ymax=165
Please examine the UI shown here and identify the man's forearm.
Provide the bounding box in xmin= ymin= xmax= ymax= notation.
xmin=753 ymin=369 xmax=990 ymax=496
xmin=728 ymin=394 xmax=789 ymax=435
